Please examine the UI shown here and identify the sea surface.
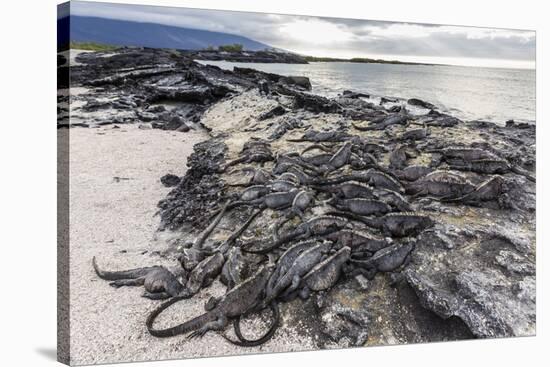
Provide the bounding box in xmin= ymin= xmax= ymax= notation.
xmin=198 ymin=60 xmax=535 ymax=125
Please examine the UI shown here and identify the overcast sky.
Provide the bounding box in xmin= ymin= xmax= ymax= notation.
xmin=69 ymin=1 xmax=536 ymax=69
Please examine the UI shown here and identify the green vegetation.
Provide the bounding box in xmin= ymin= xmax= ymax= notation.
xmin=69 ymin=41 xmax=119 ymax=51
xmin=218 ymin=43 xmax=244 ymax=52
xmin=303 ymin=55 xmax=432 ymax=66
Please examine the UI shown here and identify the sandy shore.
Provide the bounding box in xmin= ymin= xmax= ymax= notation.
xmin=68 ymin=125 xmax=316 ymax=365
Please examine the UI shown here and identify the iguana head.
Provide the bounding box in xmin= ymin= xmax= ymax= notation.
xmin=170 ymin=266 xmax=188 ymax=285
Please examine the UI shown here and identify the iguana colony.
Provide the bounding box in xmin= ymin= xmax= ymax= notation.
xmin=82 ymin=48 xmax=536 ymax=348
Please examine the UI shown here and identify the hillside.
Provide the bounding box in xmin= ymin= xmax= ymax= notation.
xmin=66 ymin=16 xmax=272 ymax=51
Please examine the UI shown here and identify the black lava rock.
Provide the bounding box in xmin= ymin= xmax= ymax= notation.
xmin=160 ymin=174 xmax=181 ymax=187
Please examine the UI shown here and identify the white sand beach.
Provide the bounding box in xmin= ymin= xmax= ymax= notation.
xmin=67 ymin=125 xmax=316 ymax=365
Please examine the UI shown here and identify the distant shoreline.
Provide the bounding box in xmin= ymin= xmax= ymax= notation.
xmin=186 ymin=49 xmax=438 ymax=66
xmin=67 ymin=41 xmax=434 ymax=66
xmin=303 ymin=55 xmax=435 ymax=66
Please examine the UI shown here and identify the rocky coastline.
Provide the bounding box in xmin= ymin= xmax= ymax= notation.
xmin=183 ymin=49 xmax=309 ymax=64
xmin=64 ymin=47 xmax=536 ymax=351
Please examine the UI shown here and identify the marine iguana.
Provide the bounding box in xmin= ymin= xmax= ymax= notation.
xmin=92 ymin=257 xmax=186 ymax=300
xmin=447 ymin=158 xmax=511 ymax=174
xmin=389 ymin=144 xmax=409 ymax=170
xmin=240 ymin=185 xmax=271 ymax=201
xmin=323 ymin=141 xmax=353 ymax=172
xmin=325 ymin=229 xmax=391 ymax=254
xmin=243 ymin=167 xmax=272 ymax=185
xmin=329 ymin=211 xmax=434 ymax=237
xmin=278 ymin=171 xmax=301 ymax=184
xmin=296 ymin=246 xmax=351 ymax=299
xmin=288 ymin=190 xmax=314 ymax=219
xmin=300 ymin=143 xmax=334 ymax=156
xmin=302 ymin=153 xmax=332 ymax=167
xmin=219 ymin=247 xmax=258 ymax=291
xmin=399 ymin=126 xmax=430 ymax=141
xmin=432 ymin=147 xmax=497 ymax=162
xmin=406 ymin=170 xmax=476 ymax=198
xmin=227 ymin=168 xmax=272 ymax=187
xmin=178 ymin=247 xmax=206 ymax=271
xmin=265 ymin=241 xmax=333 ymax=302
xmin=220 ymin=151 xmax=274 ymax=172
xmin=329 ymin=197 xmax=392 ymax=216
xmin=352 ymin=110 xmax=409 ymax=131
xmin=287 ymin=130 xmax=353 ymax=143
xmin=350 ymin=242 xmax=414 ymax=279
xmin=312 ymin=169 xmax=404 ymax=193
xmin=265 ymin=239 xmax=319 ymax=298
xmin=224 ymin=189 xmax=299 ymax=213
xmin=448 ymin=159 xmax=536 ymax=183
xmin=441 ymin=175 xmax=509 ymax=206
xmin=278 ymin=164 xmax=314 ymax=185
xmin=313 ymin=181 xmax=376 ymax=200
xmin=147 ymin=263 xmax=276 ymax=338
xmin=445 ymin=157 xmax=535 ymax=182
xmin=365 ymin=213 xmax=434 ymax=237
xmin=350 ymin=151 xmax=379 ymax=169
xmin=242 ymin=215 xmax=350 ymax=254
xmin=359 ymin=169 xmax=405 ymax=193
xmin=268 ymin=117 xmax=304 ymax=140
xmin=353 ymin=140 xmax=388 ymax=154
xmin=394 ymin=165 xmax=434 ymax=182
xmin=220 ymin=247 xmax=245 ymax=289
xmin=272 ymin=154 xmax=322 ymax=175
xmin=220 ymin=140 xmax=274 ymax=172
xmin=266 ymin=191 xmax=314 ymax=242
xmin=228 ymin=189 xmax=314 ymax=222
xmin=372 ymin=188 xmax=413 ymax=211
xmin=183 ymin=252 xmax=225 ymax=296
xmin=206 ymin=246 xmax=263 ymax=308
xmin=268 ymin=179 xmax=298 ymax=192
xmin=257 ymin=105 xmax=287 ymax=121
xmin=262 ymin=190 xmax=301 ymax=209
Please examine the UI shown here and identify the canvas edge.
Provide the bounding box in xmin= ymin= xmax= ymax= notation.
xmin=57 ymin=1 xmax=71 ymax=365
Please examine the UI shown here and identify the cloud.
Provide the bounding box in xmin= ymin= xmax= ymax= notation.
xmin=70 ymin=1 xmax=535 ymax=68
xmin=279 ymin=19 xmax=354 ymax=45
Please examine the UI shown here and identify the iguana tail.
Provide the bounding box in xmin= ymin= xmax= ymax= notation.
xmin=219 ymin=156 xmax=247 ymax=173
xmin=310 ymin=175 xmax=355 ymax=186
xmin=286 ymin=138 xmax=309 ymax=142
xmin=351 ymin=122 xmax=375 ymax=131
xmin=92 ymin=257 xmax=156 ymax=280
xmin=146 ymin=295 xmax=215 ymax=338
xmin=439 ymin=193 xmax=470 ymax=203
xmin=209 ymin=208 xmax=266 ymax=254
xmin=325 ymin=210 xmax=380 ymax=228
xmin=300 ymin=144 xmax=333 ymax=156
xmin=242 ymin=227 xmax=302 ymax=254
xmin=194 ymin=201 xmax=230 ymax=249
xmin=207 ymin=200 xmax=252 ymax=221
xmin=223 ymin=301 xmax=280 ymax=347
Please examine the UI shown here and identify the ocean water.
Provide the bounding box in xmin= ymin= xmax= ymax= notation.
xmin=198 ymin=60 xmax=535 ymax=125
